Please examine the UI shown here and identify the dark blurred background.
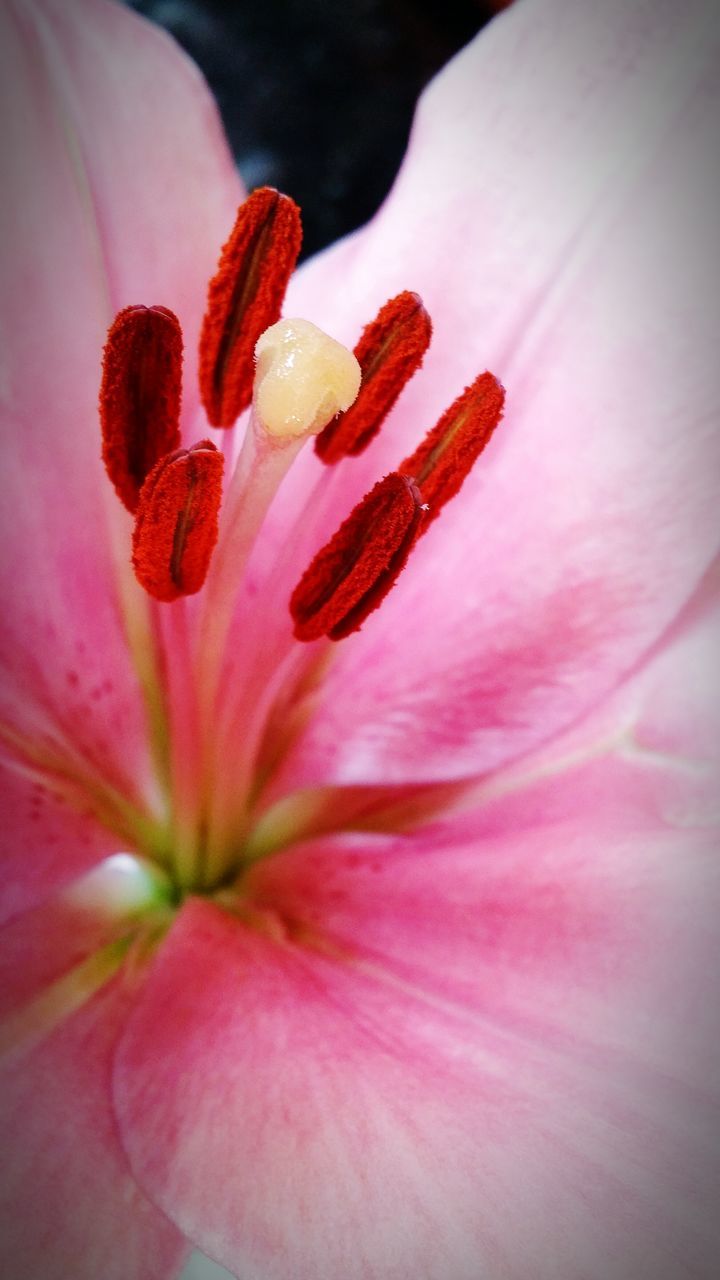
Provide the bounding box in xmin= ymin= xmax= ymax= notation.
xmin=125 ymin=0 xmax=496 ymax=258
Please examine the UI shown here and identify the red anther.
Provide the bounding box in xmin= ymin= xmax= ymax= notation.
xmin=290 ymin=472 xmax=424 ymax=642
xmin=132 ymin=441 xmax=224 ymax=602
xmin=399 ymin=371 xmax=505 ymax=522
xmin=199 ymin=187 xmax=302 ymax=428
xmin=315 ymin=291 xmax=432 ymax=464
xmin=100 ymin=305 xmax=183 ymax=513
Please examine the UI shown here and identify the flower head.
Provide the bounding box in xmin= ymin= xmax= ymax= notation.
xmin=1 ymin=1 xmax=719 ymax=1278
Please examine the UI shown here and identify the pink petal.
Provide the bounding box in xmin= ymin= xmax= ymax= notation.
xmin=0 ymin=0 xmax=242 ymax=785
xmin=253 ymin=587 xmax=720 ymax=1081
xmin=114 ymin=870 xmax=718 ymax=1280
xmin=0 ymin=974 xmax=187 ymax=1280
xmin=114 ymin=588 xmax=720 ymax=1278
xmin=0 ymin=850 xmax=186 ymax=1275
xmin=0 ymin=766 xmax=123 ymax=924
xmin=244 ymin=0 xmax=720 ymax=787
xmin=253 ymin=559 xmax=720 ymax=846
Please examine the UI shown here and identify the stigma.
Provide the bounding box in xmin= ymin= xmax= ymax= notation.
xmin=98 ymin=185 xmax=504 ymax=634
xmin=254 ymin=318 xmax=360 ymax=438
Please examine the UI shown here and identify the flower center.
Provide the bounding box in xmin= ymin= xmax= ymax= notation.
xmin=97 ymin=186 xmax=504 ymax=899
xmin=0 ymin=189 xmax=508 ymax=1061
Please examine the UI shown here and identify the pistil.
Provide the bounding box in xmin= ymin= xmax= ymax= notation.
xmin=195 ymin=320 xmax=361 ymax=885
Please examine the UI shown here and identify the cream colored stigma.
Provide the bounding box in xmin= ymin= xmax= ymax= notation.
xmin=253 ymin=318 xmax=361 ymax=439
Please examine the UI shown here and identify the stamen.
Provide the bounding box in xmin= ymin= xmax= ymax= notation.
xmin=100 ymin=305 xmax=183 ymax=512
xmin=315 ymin=291 xmax=432 ymax=463
xmin=399 ymin=370 xmax=505 ymax=521
xmin=254 ymin=318 xmax=361 ymax=439
xmin=290 ymin=472 xmax=423 ymax=641
xmin=198 ymin=187 xmax=302 ymax=427
xmin=132 ymin=441 xmax=224 ymax=601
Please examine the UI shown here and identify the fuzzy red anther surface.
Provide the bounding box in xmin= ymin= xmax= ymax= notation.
xmin=290 ymin=472 xmax=424 ymax=641
xmin=132 ymin=441 xmax=224 ymax=602
xmin=399 ymin=371 xmax=505 ymax=522
xmin=100 ymin=304 xmax=183 ymax=513
xmin=315 ymin=291 xmax=432 ymax=464
xmin=198 ymin=187 xmax=302 ymax=428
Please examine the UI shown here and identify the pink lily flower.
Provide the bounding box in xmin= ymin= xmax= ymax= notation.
xmin=1 ymin=0 xmax=719 ymax=1276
